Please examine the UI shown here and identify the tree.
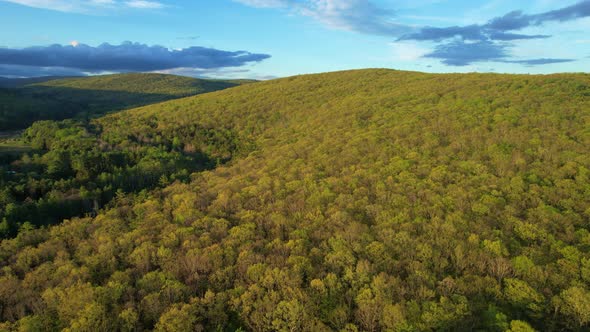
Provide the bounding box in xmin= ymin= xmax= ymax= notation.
xmin=506 ymin=320 xmax=536 ymax=332
xmin=271 ymin=299 xmax=307 ymax=332
xmin=503 ymin=278 xmax=544 ymax=316
xmin=154 ymin=304 xmax=196 ymax=332
xmin=555 ymin=287 xmax=590 ymax=328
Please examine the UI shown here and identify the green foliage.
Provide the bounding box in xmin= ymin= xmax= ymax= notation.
xmin=1 ymin=69 xmax=590 ymax=331
xmin=507 ymin=320 xmax=536 ymax=332
xmin=0 ymin=116 xmax=236 ymax=237
xmin=0 ymin=73 xmax=250 ymax=130
xmin=504 ymin=278 xmax=544 ymax=315
xmin=555 ymin=287 xmax=590 ymax=328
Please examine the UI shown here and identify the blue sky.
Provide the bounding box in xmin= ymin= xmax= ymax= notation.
xmin=0 ymin=0 xmax=589 ymax=78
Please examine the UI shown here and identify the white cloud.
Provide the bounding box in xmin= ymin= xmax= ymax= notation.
xmin=0 ymin=0 xmax=166 ymax=12
xmin=234 ymin=0 xmax=415 ymax=37
xmin=1 ymin=0 xmax=81 ymax=11
xmin=234 ymin=0 xmax=287 ymax=8
xmin=125 ymin=0 xmax=164 ymax=9
xmin=389 ymin=42 xmax=430 ymax=61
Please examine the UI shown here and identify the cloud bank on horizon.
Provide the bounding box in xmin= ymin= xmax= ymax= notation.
xmin=0 ymin=42 xmax=271 ymax=77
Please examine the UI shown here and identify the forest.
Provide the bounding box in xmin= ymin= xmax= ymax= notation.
xmin=0 ymin=73 xmax=249 ymax=130
xmin=0 ymin=69 xmax=589 ymax=331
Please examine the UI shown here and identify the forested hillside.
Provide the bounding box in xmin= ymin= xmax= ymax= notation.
xmin=0 ymin=73 xmax=249 ymax=130
xmin=0 ymin=76 xmax=77 ymax=89
xmin=1 ymin=69 xmax=590 ymax=331
xmin=0 ymin=89 xmax=71 ymax=130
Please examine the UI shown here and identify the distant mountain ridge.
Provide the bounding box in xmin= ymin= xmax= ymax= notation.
xmin=28 ymin=73 xmax=248 ymax=95
xmin=0 ymin=76 xmax=81 ymax=88
xmin=0 ymin=73 xmax=254 ymax=130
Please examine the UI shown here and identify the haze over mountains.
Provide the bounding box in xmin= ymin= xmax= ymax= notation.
xmin=0 ymin=69 xmax=589 ymax=331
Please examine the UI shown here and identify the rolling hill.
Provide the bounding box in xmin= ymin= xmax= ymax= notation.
xmin=1 ymin=69 xmax=590 ymax=331
xmin=0 ymin=73 xmax=252 ymax=130
xmin=27 ymin=73 xmax=247 ymax=101
xmin=0 ymin=76 xmax=80 ymax=89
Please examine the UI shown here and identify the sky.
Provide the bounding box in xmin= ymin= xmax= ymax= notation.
xmin=0 ymin=0 xmax=589 ymax=79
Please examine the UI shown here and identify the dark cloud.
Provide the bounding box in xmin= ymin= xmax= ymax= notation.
xmin=536 ymin=1 xmax=590 ymax=22
xmin=400 ymin=0 xmax=590 ymax=66
xmin=503 ymin=58 xmax=576 ymax=66
xmin=487 ymin=2 xmax=590 ymax=31
xmin=487 ymin=11 xmax=532 ymax=31
xmin=404 ymin=1 xmax=590 ymax=42
xmin=400 ymin=26 xmax=550 ymax=42
xmin=424 ymin=40 xmax=575 ymax=67
xmin=488 ymin=32 xmax=550 ymax=41
xmin=424 ymin=41 xmax=508 ymax=66
xmin=0 ymin=42 xmax=271 ymax=77
xmin=399 ymin=14 xmax=552 ymax=43
xmin=401 ymin=25 xmax=486 ymax=42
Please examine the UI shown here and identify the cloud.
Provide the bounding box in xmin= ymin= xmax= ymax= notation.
xmin=124 ymin=0 xmax=163 ymax=9
xmin=0 ymin=0 xmax=166 ymax=12
xmin=400 ymin=25 xmax=487 ymax=42
xmin=399 ymin=16 xmax=557 ymax=42
xmin=235 ymin=0 xmax=287 ymax=8
xmin=535 ymin=1 xmax=590 ymax=22
xmin=503 ymin=58 xmax=576 ymax=66
xmin=487 ymin=32 xmax=550 ymax=41
xmin=0 ymin=42 xmax=271 ymax=77
xmin=424 ymin=41 xmax=508 ymax=66
xmin=234 ymin=0 xmax=414 ymax=36
xmin=423 ymin=39 xmax=576 ymax=66
xmin=486 ymin=11 xmax=533 ymax=31
xmin=236 ymin=0 xmax=586 ymax=68
xmin=404 ymin=1 xmax=590 ymax=42
xmin=401 ymin=0 xmax=590 ymax=66
xmin=403 ymin=1 xmax=590 ymax=41
xmin=486 ymin=3 xmax=590 ymax=31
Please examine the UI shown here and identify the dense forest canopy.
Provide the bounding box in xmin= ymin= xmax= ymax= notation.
xmin=1 ymin=69 xmax=590 ymax=331
xmin=0 ymin=73 xmax=250 ymax=130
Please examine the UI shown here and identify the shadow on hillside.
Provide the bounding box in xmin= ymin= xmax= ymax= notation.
xmin=22 ymin=85 xmax=208 ymax=114
xmin=0 ymin=83 xmax=240 ymax=130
